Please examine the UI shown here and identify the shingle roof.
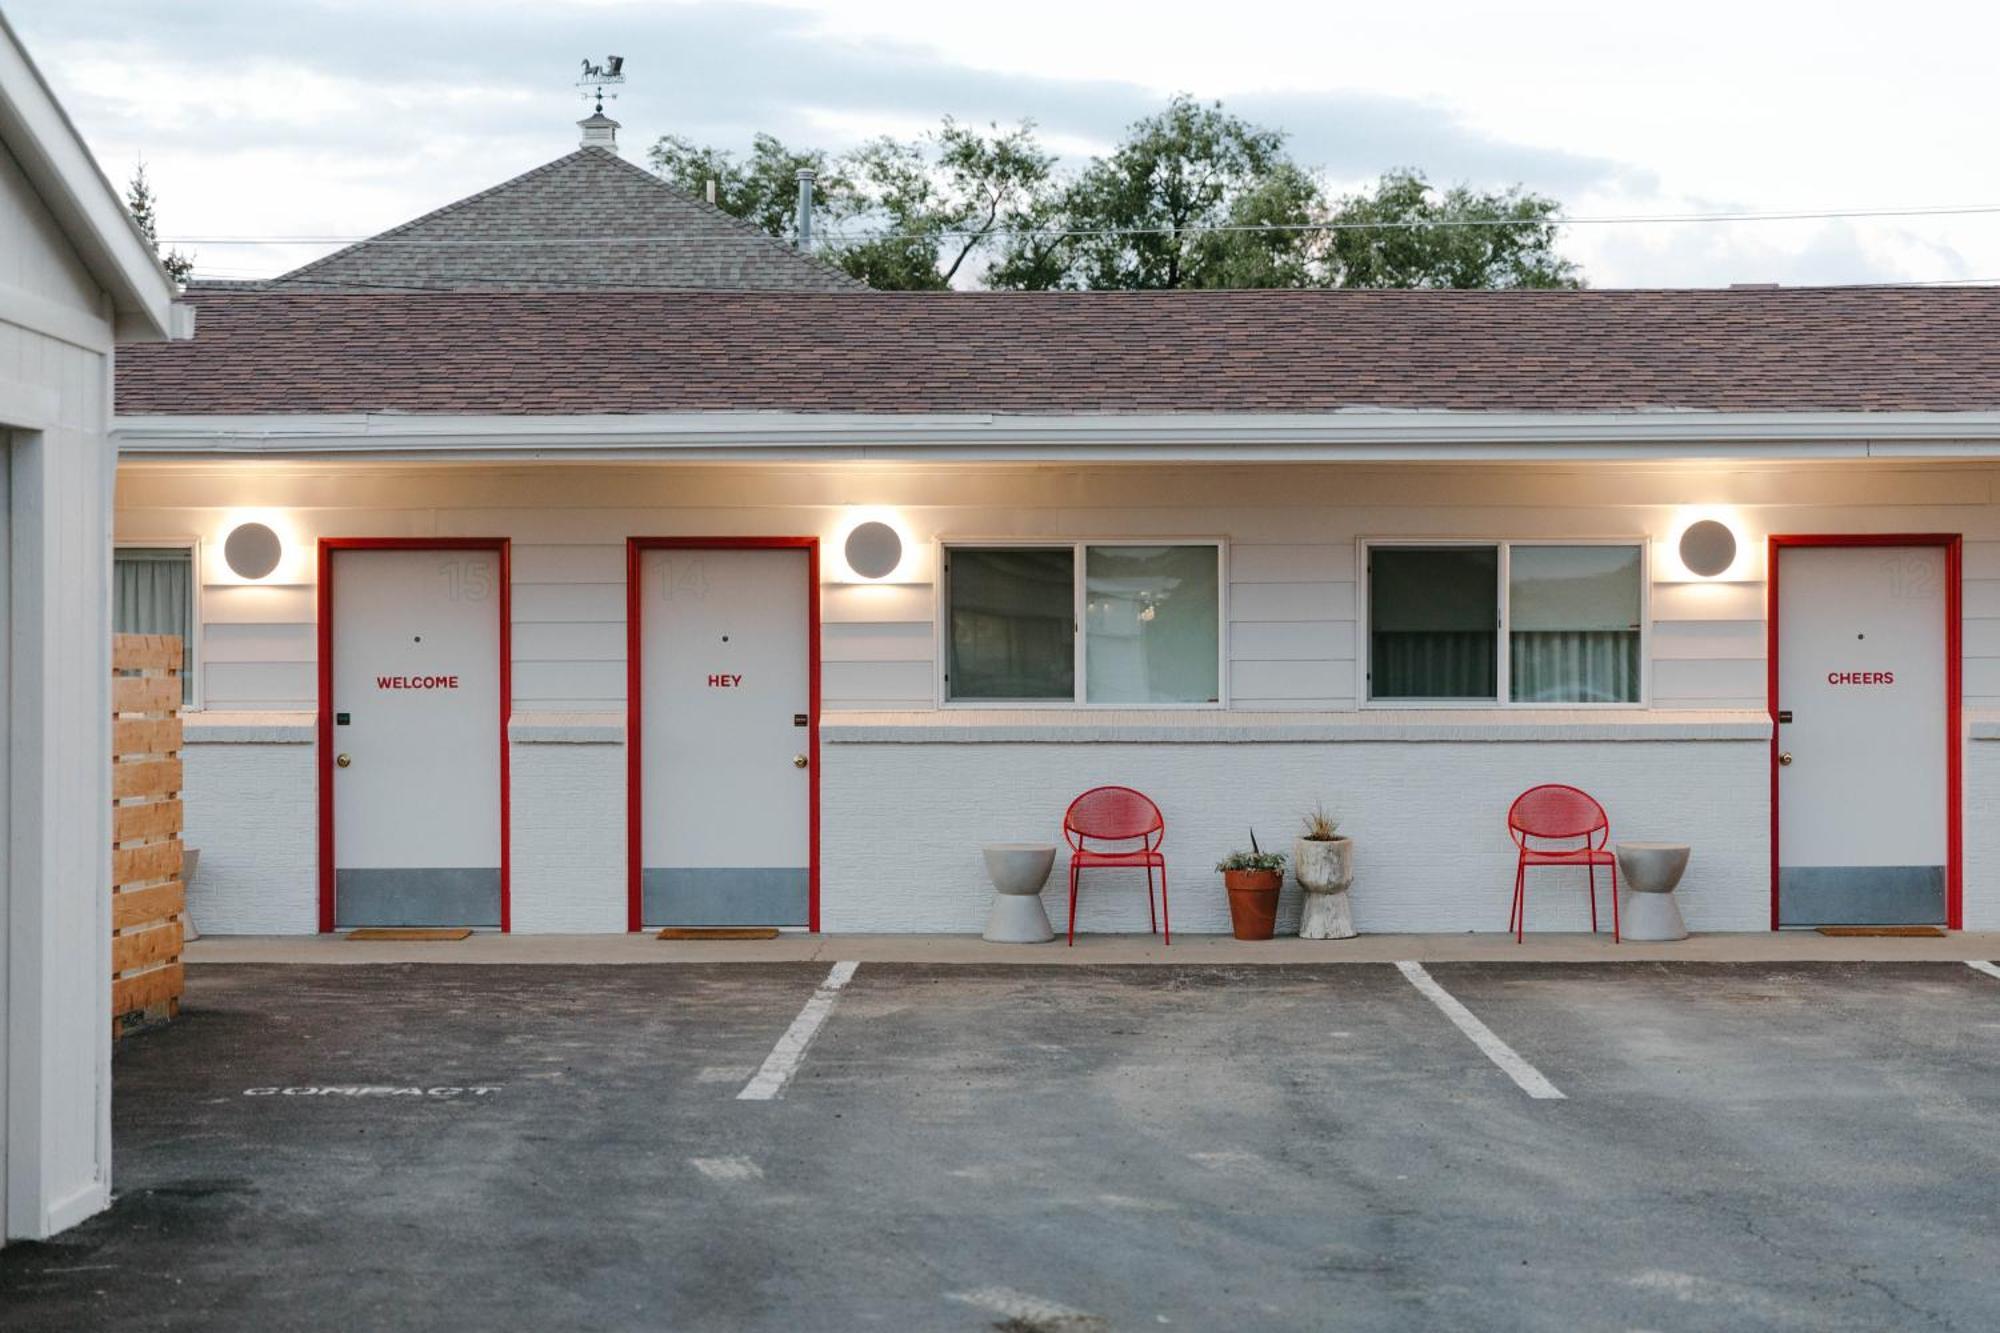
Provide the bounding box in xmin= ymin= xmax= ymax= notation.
xmin=258 ymin=148 xmax=861 ymax=292
xmin=117 ymin=285 xmax=2000 ymax=417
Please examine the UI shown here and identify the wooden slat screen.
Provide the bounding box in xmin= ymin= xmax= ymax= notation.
xmin=112 ymin=633 xmax=185 ymax=1036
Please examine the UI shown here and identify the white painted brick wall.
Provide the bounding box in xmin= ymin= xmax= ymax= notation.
xmin=820 ymin=738 xmax=1772 ymax=935
xmin=1963 ymin=741 xmax=2000 ymax=931
xmin=183 ymin=740 xmax=318 ymax=934
xmin=508 ymin=739 xmax=627 ymax=933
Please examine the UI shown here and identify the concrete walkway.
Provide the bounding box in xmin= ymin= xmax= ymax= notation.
xmin=185 ymin=929 xmax=2000 ymax=966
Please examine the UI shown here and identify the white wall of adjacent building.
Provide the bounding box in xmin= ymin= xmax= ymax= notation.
xmin=1 ymin=130 xmax=118 ymax=1241
xmin=113 ymin=458 xmax=2000 ymax=936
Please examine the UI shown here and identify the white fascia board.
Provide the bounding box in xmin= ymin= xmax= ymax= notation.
xmin=112 ymin=407 xmax=2000 ymax=462
xmin=0 ymin=12 xmax=186 ymax=341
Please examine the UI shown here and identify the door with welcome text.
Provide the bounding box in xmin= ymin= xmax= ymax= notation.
xmin=328 ymin=545 xmax=505 ymax=928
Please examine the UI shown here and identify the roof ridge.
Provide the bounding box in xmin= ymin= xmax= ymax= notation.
xmin=274 ymin=150 xmax=603 ymax=285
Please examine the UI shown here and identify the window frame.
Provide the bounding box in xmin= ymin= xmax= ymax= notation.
xmin=1357 ymin=536 xmax=1650 ymax=710
xmin=114 ymin=537 xmax=203 ymax=711
xmin=935 ymin=537 xmax=1229 ymax=710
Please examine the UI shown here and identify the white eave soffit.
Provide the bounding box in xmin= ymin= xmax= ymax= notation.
xmin=110 ymin=408 xmax=2000 ymax=462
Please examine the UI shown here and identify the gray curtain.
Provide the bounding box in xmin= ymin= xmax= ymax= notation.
xmin=1371 ymin=631 xmax=1497 ymax=699
xmin=115 ymin=548 xmax=193 ymax=703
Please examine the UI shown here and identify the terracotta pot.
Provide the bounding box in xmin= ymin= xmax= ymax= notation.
xmin=1222 ymin=868 xmax=1283 ymax=940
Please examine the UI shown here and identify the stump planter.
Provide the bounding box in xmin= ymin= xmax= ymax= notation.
xmin=1222 ymin=868 xmax=1283 ymax=940
xmin=1294 ymin=836 xmax=1356 ymax=940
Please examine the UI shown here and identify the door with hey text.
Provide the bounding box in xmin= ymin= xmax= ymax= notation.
xmin=636 ymin=545 xmax=813 ymax=927
xmin=327 ymin=545 xmax=506 ymax=928
xmin=1773 ymin=541 xmax=1954 ymax=926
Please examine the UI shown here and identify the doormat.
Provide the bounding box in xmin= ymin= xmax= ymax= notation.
xmin=656 ymin=927 xmax=781 ymax=941
xmin=1815 ymin=925 xmax=1948 ymax=938
xmin=345 ymin=928 xmax=474 ymax=941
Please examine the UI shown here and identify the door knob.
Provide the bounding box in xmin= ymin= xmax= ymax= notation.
xmin=1777 ymin=752 xmax=1793 ymax=766
xmin=337 ymin=753 xmax=353 ymax=768
xmin=792 ymin=754 xmax=809 ymax=769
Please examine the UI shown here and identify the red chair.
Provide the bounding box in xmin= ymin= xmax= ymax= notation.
xmin=1507 ymin=784 xmax=1619 ymax=943
xmin=1062 ymin=786 xmax=1170 ymax=946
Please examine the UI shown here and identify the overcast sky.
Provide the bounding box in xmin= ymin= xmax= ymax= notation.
xmin=11 ymin=0 xmax=1998 ymax=287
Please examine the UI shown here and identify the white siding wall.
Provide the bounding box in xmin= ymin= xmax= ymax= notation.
xmin=116 ymin=460 xmax=2000 ymax=715
xmin=1 ymin=138 xmax=117 ymax=1239
xmin=114 ymin=459 xmax=2000 ymax=934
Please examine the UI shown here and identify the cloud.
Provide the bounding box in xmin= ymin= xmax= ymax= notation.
xmin=10 ymin=0 xmax=1629 ymax=194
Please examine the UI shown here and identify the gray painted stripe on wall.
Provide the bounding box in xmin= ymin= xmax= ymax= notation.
xmin=1778 ymin=865 xmax=1946 ymax=926
xmin=643 ymin=867 xmax=809 ymax=927
xmin=336 ymin=868 xmax=502 ymax=928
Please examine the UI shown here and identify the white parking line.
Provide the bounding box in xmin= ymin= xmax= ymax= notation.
xmin=1968 ymin=960 xmax=2000 ymax=982
xmin=1395 ymin=960 xmax=1566 ymax=1101
xmin=737 ymin=961 xmax=860 ymax=1102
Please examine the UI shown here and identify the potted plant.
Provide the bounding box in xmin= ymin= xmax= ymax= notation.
xmin=1294 ymin=803 xmax=1356 ymax=940
xmin=1216 ymin=830 xmax=1286 ymax=940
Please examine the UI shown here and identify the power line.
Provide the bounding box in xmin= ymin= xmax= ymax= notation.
xmin=160 ymin=200 xmax=2000 ymax=248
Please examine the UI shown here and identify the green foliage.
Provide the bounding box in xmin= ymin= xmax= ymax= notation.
xmin=649 ymin=132 xmax=850 ymax=246
xmin=650 ymin=119 xmax=1055 ymax=289
xmin=652 ymin=100 xmax=1583 ymax=292
xmin=1218 ymin=827 xmax=1287 ymax=873
xmin=995 ymin=96 xmax=1321 ymax=291
xmin=1323 ymin=169 xmax=1581 ymax=290
xmin=837 ymin=119 xmax=1058 ymax=289
xmin=126 ymin=162 xmax=193 ymax=285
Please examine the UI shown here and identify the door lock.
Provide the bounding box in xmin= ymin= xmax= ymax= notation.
xmin=1777 ymin=751 xmax=1793 ymax=766
xmin=336 ymin=753 xmax=353 ymax=768
xmin=792 ymin=754 xmax=809 ymax=769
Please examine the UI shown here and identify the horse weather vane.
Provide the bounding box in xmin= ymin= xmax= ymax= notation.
xmin=577 ymin=55 xmax=625 ymax=114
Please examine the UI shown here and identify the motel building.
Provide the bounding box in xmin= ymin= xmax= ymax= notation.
xmin=109 ymin=115 xmax=2000 ymax=942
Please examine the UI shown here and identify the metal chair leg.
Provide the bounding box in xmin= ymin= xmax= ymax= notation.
xmin=1588 ymin=861 xmax=1599 ymax=932
xmin=1509 ymin=859 xmax=1523 ymax=934
xmin=1159 ymin=863 xmax=1170 ymax=946
xmin=1067 ymin=863 xmax=1079 ymax=947
xmin=1146 ymin=864 xmax=1158 ymax=934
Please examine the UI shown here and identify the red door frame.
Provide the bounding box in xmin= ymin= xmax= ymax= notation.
xmin=1766 ymin=533 xmax=1962 ymax=930
xmin=625 ymin=537 xmax=821 ymax=933
xmin=316 ymin=538 xmax=513 ymax=934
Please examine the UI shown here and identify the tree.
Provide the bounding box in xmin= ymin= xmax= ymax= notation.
xmin=990 ymin=96 xmax=1321 ymax=290
xmin=650 ymin=119 xmax=1056 ymax=290
xmin=1322 ymin=169 xmax=1581 ymax=289
xmin=126 ymin=162 xmax=194 ymax=285
xmin=834 ymin=120 xmax=1057 ymax=290
xmin=651 ymin=99 xmax=1585 ymax=291
xmin=649 ymin=132 xmax=853 ymax=247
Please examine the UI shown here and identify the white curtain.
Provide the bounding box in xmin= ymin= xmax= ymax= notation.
xmin=1509 ymin=630 xmax=1640 ymax=703
xmin=115 ymin=548 xmax=193 ymax=702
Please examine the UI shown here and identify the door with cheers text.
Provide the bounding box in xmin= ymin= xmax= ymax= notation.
xmin=330 ymin=547 xmax=504 ymax=927
xmin=1774 ymin=543 xmax=1950 ymax=925
xmin=640 ymin=547 xmax=812 ymax=926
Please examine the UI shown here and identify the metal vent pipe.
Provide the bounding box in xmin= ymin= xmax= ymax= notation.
xmin=795 ymin=169 xmax=815 ymax=251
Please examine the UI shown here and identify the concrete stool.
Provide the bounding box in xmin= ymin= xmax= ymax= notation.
xmin=982 ymin=843 xmax=1057 ymax=943
xmin=1614 ymin=842 xmax=1691 ymax=942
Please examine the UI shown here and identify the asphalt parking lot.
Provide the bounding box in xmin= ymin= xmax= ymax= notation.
xmin=4 ymin=960 xmax=1999 ymax=1331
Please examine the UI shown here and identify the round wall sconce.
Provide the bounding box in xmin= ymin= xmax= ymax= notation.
xmin=1678 ymin=518 xmax=1738 ymax=578
xmin=843 ymin=520 xmax=904 ymax=580
xmin=223 ymin=522 xmax=283 ymax=580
